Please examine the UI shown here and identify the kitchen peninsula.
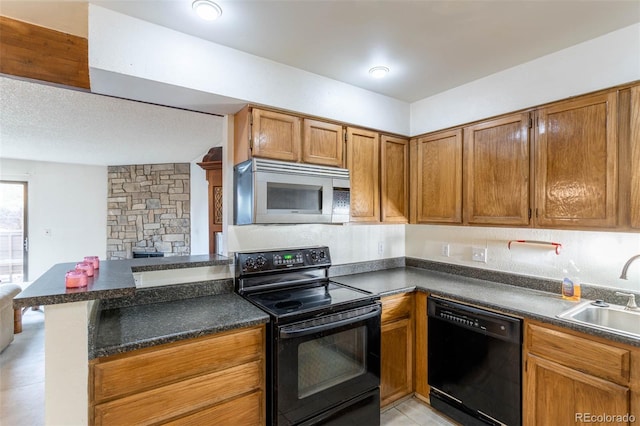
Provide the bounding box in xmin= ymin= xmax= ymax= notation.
xmin=13 ymin=254 xmax=269 ymax=426
xmin=15 ymin=254 xmax=640 ymax=425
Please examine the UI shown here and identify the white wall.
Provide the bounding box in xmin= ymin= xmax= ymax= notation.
xmin=227 ymin=224 xmax=405 ymax=264
xmin=88 ymin=5 xmax=410 ymax=136
xmin=410 ymin=23 xmax=640 ymax=135
xmin=0 ymin=159 xmax=107 ymax=281
xmin=406 ymin=225 xmax=640 ymax=292
xmin=190 ymin=158 xmax=211 ymax=256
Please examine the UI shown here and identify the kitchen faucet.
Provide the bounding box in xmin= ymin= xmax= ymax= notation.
xmin=619 ymin=254 xmax=640 ymax=280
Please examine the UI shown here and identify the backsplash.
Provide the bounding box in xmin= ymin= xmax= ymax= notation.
xmin=107 ymin=163 xmax=190 ymax=259
xmin=405 ymin=225 xmax=640 ymax=292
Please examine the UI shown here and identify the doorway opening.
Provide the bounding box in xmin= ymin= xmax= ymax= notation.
xmin=0 ymin=181 xmax=28 ymax=284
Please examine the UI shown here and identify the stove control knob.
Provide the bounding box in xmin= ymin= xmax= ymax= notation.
xmin=244 ymin=257 xmax=255 ymax=270
xmin=319 ymin=250 xmax=326 ymax=260
xmin=256 ymin=255 xmax=267 ymax=268
xmin=309 ymin=251 xmax=318 ymax=262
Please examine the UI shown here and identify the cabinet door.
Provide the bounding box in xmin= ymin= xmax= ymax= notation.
xmin=535 ymin=92 xmax=618 ymax=228
xmin=410 ymin=129 xmax=463 ymax=224
xmin=381 ymin=135 xmax=409 ymax=223
xmin=381 ymin=318 xmax=413 ymax=407
xmin=302 ymin=119 xmax=344 ymax=167
xmin=347 ymin=127 xmax=379 ymax=222
xmin=630 ymin=86 xmax=640 ymax=229
xmin=251 ymin=108 xmax=301 ymax=162
xmin=524 ymin=354 xmax=630 ymax=426
xmin=464 ymin=113 xmax=531 ymax=225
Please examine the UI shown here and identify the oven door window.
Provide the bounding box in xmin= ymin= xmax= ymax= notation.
xmin=276 ymin=307 xmax=380 ymax=425
xmin=298 ymin=326 xmax=366 ymax=398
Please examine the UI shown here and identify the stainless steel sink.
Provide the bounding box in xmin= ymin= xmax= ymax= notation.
xmin=557 ymin=302 xmax=640 ymax=339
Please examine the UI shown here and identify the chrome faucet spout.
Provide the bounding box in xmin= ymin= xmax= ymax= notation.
xmin=620 ymin=254 xmax=640 ymax=280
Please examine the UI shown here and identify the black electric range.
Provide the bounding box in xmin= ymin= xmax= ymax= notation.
xmin=235 ymin=246 xmax=381 ymax=426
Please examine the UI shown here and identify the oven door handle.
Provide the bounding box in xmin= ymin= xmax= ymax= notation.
xmin=279 ymin=305 xmax=381 ymax=339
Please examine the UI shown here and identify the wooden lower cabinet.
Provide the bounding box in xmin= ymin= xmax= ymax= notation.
xmin=381 ymin=293 xmax=414 ymax=407
xmin=89 ymin=325 xmax=265 ymax=425
xmin=523 ymin=320 xmax=637 ymax=426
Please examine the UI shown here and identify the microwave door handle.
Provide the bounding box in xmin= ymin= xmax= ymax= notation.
xmin=279 ymin=305 xmax=381 ymax=339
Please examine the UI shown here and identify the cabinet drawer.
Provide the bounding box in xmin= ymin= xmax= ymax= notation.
xmin=526 ymin=323 xmax=630 ymax=385
xmin=93 ymin=326 xmax=263 ymax=402
xmin=93 ymin=360 xmax=262 ymax=426
xmin=165 ymin=390 xmax=263 ymax=426
xmin=382 ymin=293 xmax=413 ymax=323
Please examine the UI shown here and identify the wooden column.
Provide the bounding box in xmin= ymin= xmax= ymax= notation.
xmin=198 ymin=148 xmax=223 ymax=254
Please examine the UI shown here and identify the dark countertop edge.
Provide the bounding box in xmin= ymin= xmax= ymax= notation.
xmin=13 ymin=287 xmax=136 ymax=309
xmin=128 ymin=254 xmax=232 ymax=272
xmin=91 ymin=316 xmax=269 ymax=359
xmin=13 ymin=254 xmax=232 ymax=308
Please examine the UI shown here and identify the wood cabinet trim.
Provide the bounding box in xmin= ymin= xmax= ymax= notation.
xmin=346 ymin=127 xmax=380 ymax=222
xmin=302 ymin=118 xmax=344 ymax=167
xmin=411 ymin=129 xmax=463 ymax=224
xmin=526 ymin=322 xmax=630 ymax=385
xmin=464 ymin=112 xmax=531 ymax=226
xmin=381 ymin=135 xmax=409 ymax=223
xmin=93 ymin=360 xmax=263 ymax=426
xmin=92 ymin=325 xmax=264 ymax=403
xmin=534 ymin=90 xmax=618 ymax=228
xmin=250 ymin=108 xmax=302 ymax=162
xmin=630 ymin=85 xmax=640 ymax=228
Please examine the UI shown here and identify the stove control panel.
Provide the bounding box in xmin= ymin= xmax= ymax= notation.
xmin=236 ymin=246 xmax=331 ymax=274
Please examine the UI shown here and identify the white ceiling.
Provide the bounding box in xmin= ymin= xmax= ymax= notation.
xmin=90 ymin=0 xmax=640 ymax=103
xmin=0 ymin=77 xmax=223 ymax=166
xmin=1 ymin=1 xmax=639 ymax=166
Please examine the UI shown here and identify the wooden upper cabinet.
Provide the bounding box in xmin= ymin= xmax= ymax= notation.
xmin=251 ymin=108 xmax=302 ymax=162
xmin=535 ymin=91 xmax=618 ymax=228
xmin=630 ymin=86 xmax=640 ymax=229
xmin=410 ymin=129 xmax=463 ymax=224
xmin=381 ymin=136 xmax=409 ymax=223
xmin=464 ymin=113 xmax=531 ymax=226
xmin=302 ymin=119 xmax=344 ymax=167
xmin=347 ymin=127 xmax=380 ymax=222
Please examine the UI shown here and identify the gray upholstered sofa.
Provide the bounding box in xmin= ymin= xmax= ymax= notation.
xmin=0 ymin=284 xmax=22 ymax=352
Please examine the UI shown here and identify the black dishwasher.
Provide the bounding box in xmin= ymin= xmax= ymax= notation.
xmin=428 ymin=296 xmax=522 ymax=426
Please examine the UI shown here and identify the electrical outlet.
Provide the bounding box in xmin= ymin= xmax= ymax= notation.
xmin=441 ymin=243 xmax=450 ymax=257
xmin=378 ymin=242 xmax=384 ymax=255
xmin=472 ymin=247 xmax=487 ymax=263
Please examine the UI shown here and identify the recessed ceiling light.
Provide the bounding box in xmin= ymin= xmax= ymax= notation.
xmin=369 ymin=66 xmax=389 ymax=79
xmin=192 ymin=0 xmax=222 ymax=21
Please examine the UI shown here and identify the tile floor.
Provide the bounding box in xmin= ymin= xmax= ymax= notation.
xmin=0 ymin=308 xmax=45 ymax=426
xmin=381 ymin=397 xmax=457 ymax=426
xmin=0 ymin=310 xmax=454 ymax=426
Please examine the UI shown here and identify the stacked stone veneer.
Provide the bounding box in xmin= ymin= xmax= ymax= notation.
xmin=107 ymin=164 xmax=190 ymax=259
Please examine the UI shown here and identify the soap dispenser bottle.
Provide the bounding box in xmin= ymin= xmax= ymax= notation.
xmin=561 ymin=260 xmax=581 ymax=301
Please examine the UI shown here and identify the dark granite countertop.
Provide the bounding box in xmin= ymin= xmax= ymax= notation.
xmin=91 ymin=293 xmax=269 ymax=358
xmin=13 ymin=254 xmax=232 ymax=309
xmin=331 ymin=266 xmax=640 ymax=348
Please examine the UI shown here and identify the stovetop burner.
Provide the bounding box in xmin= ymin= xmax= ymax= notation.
xmin=245 ymin=280 xmax=373 ymax=318
xmin=236 ymin=246 xmax=378 ymax=321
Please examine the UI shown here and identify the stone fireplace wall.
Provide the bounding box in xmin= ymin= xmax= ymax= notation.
xmin=107 ymin=163 xmax=190 ymax=259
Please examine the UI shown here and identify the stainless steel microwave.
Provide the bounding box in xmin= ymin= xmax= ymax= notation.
xmin=234 ymin=158 xmax=350 ymax=224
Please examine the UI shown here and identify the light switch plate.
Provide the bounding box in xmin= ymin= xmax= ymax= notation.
xmin=472 ymin=247 xmax=487 ymax=263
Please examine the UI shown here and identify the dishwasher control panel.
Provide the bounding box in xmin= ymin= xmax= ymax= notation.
xmin=427 ymin=296 xmax=521 ymax=342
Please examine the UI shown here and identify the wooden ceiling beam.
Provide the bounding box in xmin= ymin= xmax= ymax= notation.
xmin=0 ymin=15 xmax=89 ymax=90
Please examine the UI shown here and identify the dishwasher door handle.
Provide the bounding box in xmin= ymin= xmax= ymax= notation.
xmin=279 ymin=305 xmax=381 ymax=339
